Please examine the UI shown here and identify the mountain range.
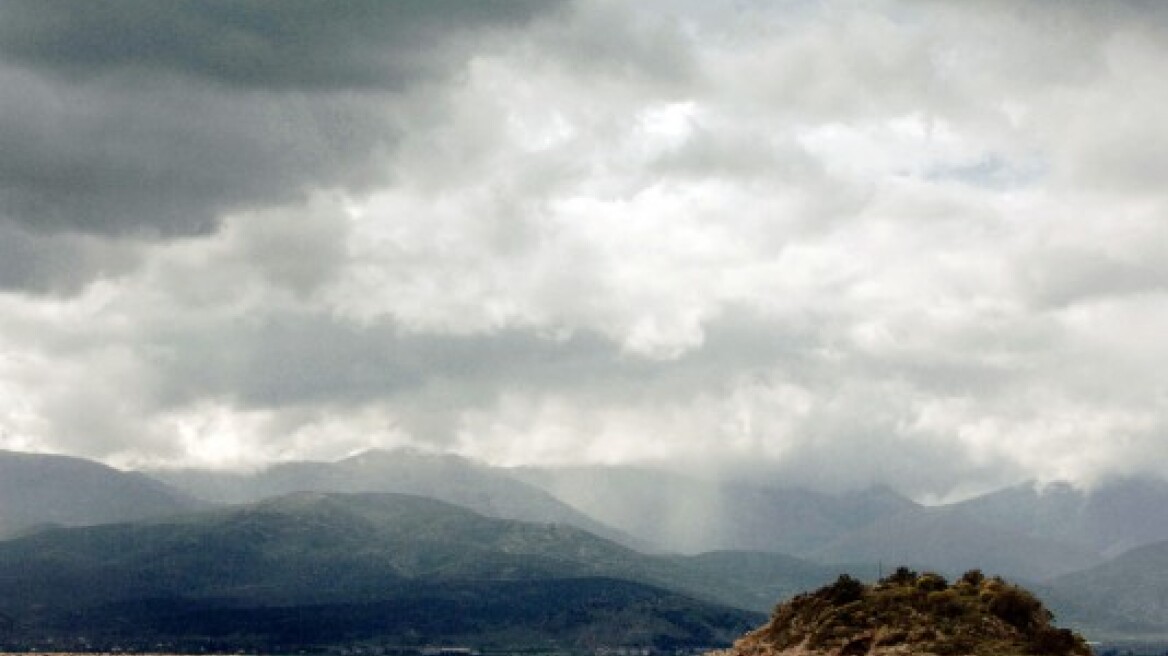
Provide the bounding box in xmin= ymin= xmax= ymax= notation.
xmin=140 ymin=449 xmax=1168 ymax=581
xmin=149 ymin=449 xmax=648 ymax=550
xmin=0 ymin=492 xmax=771 ymax=651
xmin=514 ymin=465 xmax=1168 ymax=584
xmin=5 ymin=448 xmax=1168 ymax=645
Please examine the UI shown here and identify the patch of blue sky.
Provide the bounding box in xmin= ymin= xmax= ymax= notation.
xmin=924 ymin=154 xmax=1047 ymax=191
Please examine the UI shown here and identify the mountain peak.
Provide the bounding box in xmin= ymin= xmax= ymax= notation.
xmin=842 ymin=483 xmax=916 ymax=506
xmin=339 ymin=447 xmax=475 ymax=467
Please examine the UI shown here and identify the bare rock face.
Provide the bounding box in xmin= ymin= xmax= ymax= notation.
xmin=713 ymin=568 xmax=1091 ymax=656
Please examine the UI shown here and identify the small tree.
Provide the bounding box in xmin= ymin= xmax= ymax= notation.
xmin=959 ymin=569 xmax=985 ymax=588
xmin=916 ymin=572 xmax=949 ymax=592
xmin=988 ymin=585 xmax=1044 ymax=631
xmin=883 ymin=566 xmax=918 ymax=587
xmin=826 ymin=574 xmax=866 ymax=604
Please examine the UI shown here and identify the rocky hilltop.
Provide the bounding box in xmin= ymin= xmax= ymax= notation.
xmin=715 ymin=568 xmax=1091 ymax=656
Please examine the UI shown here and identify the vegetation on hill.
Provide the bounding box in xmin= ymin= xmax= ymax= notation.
xmin=0 ymin=492 xmax=834 ymax=614
xmin=0 ymin=578 xmax=758 ymax=652
xmin=724 ymin=568 xmax=1091 ymax=656
xmin=0 ymin=492 xmax=767 ymax=651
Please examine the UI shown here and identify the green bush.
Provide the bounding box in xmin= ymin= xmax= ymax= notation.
xmin=825 ymin=574 xmax=866 ymax=605
xmin=916 ymin=572 xmax=949 ymax=592
xmin=987 ymin=585 xmax=1043 ymax=631
xmin=883 ymin=566 xmax=918 ymax=586
xmin=960 ymin=569 xmax=985 ymax=588
xmin=927 ymin=589 xmax=965 ymax=619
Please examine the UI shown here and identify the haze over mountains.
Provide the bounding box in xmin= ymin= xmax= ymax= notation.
xmin=513 ymin=466 xmax=917 ymax=556
xmin=0 ymin=449 xmax=201 ymax=538
xmin=14 ymin=446 xmax=1168 ymax=581
xmin=1043 ymin=540 xmax=1168 ymax=639
xmin=949 ymin=478 xmax=1168 ymax=558
xmin=5 ymin=447 xmax=1168 ymax=645
xmin=511 ymin=463 xmax=1166 ymax=582
xmin=150 ymin=448 xmax=645 ymax=550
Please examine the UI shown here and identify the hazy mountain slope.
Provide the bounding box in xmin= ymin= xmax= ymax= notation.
xmin=0 ymin=492 xmax=830 ymax=611
xmin=514 ymin=465 xmax=917 ymax=555
xmin=0 ymin=449 xmax=201 ymax=539
xmin=951 ymin=477 xmax=1168 ymax=557
xmin=814 ymin=507 xmax=1103 ymax=581
xmin=1043 ymin=540 xmax=1168 ymax=639
xmin=150 ymin=449 xmax=646 ymax=549
xmin=0 ymin=492 xmax=764 ymax=650
xmin=665 ymin=550 xmax=842 ymax=612
xmin=515 ymin=465 xmax=1115 ymax=582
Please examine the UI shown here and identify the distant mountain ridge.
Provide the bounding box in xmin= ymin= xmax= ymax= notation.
xmin=0 ymin=449 xmax=201 ymax=539
xmin=812 ymin=506 xmax=1103 ymax=581
xmin=1043 ymin=538 xmax=1168 ymax=639
xmin=512 ymin=465 xmax=918 ymax=555
xmin=146 ymin=451 xmax=1168 ymax=582
xmin=149 ymin=448 xmax=648 ymax=550
xmin=949 ymin=477 xmax=1168 ymax=557
xmin=3 ymin=447 xmax=1168 ymax=643
xmin=512 ymin=465 xmax=1099 ymax=579
xmin=515 ymin=466 xmax=1168 ymax=580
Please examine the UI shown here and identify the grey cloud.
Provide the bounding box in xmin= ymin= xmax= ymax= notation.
xmin=36 ymin=373 xmax=159 ymax=460
xmin=44 ymin=304 xmax=812 ymax=455
xmin=652 ymin=126 xmax=818 ymax=181
xmin=534 ymin=1 xmax=696 ymax=89
xmin=0 ymin=0 xmax=563 ymax=90
xmin=0 ymin=0 xmax=566 ymax=289
xmin=1019 ymin=247 xmax=1168 ymax=309
xmin=750 ymin=392 xmax=1029 ymax=498
xmin=134 ymin=302 xmax=996 ymax=435
xmin=232 ymin=200 xmax=351 ymax=297
xmin=141 ymin=312 xmax=626 ymax=411
xmin=0 ymin=66 xmax=395 ymax=238
xmin=0 ymin=219 xmax=141 ymax=294
xmin=4 ymin=1 xmax=1168 ymax=496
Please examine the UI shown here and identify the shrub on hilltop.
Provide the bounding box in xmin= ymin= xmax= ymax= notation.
xmin=724 ymin=568 xmax=1090 ymax=656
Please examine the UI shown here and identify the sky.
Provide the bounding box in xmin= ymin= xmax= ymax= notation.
xmin=1 ymin=0 xmax=1167 ymax=500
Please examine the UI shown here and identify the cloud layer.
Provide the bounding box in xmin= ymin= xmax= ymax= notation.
xmin=1 ymin=0 xmax=1167 ymax=499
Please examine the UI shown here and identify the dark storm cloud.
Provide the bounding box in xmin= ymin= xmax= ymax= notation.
xmin=0 ymin=220 xmax=141 ymax=294
xmin=0 ymin=68 xmax=393 ymax=238
xmin=0 ymin=0 xmax=565 ymax=248
xmin=0 ymin=0 xmax=562 ymax=89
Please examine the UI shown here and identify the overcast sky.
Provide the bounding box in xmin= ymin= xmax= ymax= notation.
xmin=1 ymin=0 xmax=1167 ymax=499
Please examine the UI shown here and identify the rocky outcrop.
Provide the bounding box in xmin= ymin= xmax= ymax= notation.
xmin=714 ymin=568 xmax=1091 ymax=656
